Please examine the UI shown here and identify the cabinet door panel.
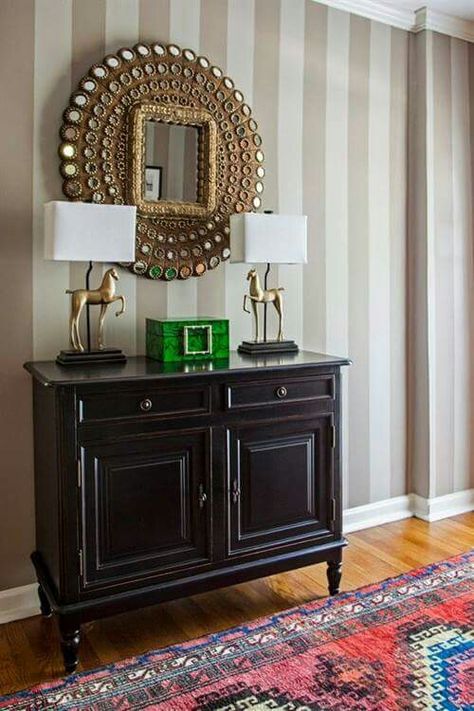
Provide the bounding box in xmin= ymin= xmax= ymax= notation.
xmin=80 ymin=429 xmax=211 ymax=590
xmin=227 ymin=417 xmax=333 ymax=556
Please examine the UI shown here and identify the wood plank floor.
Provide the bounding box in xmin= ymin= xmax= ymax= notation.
xmin=0 ymin=512 xmax=472 ymax=696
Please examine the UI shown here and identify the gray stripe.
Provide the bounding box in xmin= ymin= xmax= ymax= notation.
xmin=407 ymin=31 xmax=430 ymax=498
xmin=70 ymin=0 xmax=106 ymax=347
xmin=0 ymin=0 xmax=35 ymax=590
xmin=253 ymin=0 xmax=280 ymax=211
xmin=139 ymin=0 xmax=170 ymax=43
xmin=197 ymin=0 xmax=228 ymax=317
xmin=368 ymin=19 xmax=392 ymax=504
xmin=469 ymin=42 xmax=474 ymax=490
xmin=303 ymin=0 xmax=327 ymax=354
xmin=450 ymin=38 xmax=471 ymax=493
xmin=136 ymin=1 xmax=170 ymax=350
xmin=104 ymin=0 xmax=139 ymax=354
xmin=253 ymin=0 xmax=281 ymax=335
xmin=390 ymin=27 xmax=408 ymax=498
xmin=72 ymin=0 xmax=105 ymax=85
xmin=166 ymin=0 xmax=200 ymax=316
xmin=433 ymin=32 xmax=454 ymax=497
xmin=200 ymin=0 xmax=228 ymax=63
xmin=347 ymin=14 xmax=370 ymax=508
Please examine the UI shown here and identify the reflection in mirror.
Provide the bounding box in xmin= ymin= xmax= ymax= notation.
xmin=145 ymin=120 xmax=199 ymax=203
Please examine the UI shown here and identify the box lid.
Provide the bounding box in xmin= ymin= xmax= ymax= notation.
xmin=147 ymin=317 xmax=228 ymax=323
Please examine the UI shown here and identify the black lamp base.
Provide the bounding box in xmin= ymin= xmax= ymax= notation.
xmin=56 ymin=348 xmax=127 ymax=366
xmin=238 ymin=340 xmax=299 ymax=356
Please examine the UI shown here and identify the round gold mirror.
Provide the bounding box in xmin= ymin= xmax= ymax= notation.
xmin=58 ymin=42 xmax=264 ymax=281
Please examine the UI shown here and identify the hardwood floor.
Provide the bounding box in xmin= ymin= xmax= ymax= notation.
xmin=0 ymin=512 xmax=472 ymax=696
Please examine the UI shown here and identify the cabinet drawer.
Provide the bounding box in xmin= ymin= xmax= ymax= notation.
xmin=78 ymin=384 xmax=211 ymax=423
xmin=225 ymin=374 xmax=334 ymax=410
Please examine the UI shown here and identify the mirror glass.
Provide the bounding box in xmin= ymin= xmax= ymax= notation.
xmin=144 ymin=120 xmax=199 ymax=203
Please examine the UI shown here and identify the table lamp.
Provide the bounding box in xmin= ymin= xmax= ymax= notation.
xmin=44 ymin=201 xmax=137 ymax=365
xmin=230 ymin=212 xmax=307 ymax=355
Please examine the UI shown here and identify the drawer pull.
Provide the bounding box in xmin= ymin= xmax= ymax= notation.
xmin=276 ymin=386 xmax=288 ymax=399
xmin=140 ymin=398 xmax=153 ymax=412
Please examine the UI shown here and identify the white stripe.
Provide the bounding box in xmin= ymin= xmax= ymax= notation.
xmin=33 ymin=0 xmax=72 ymax=359
xmin=104 ymin=0 xmax=139 ymax=353
xmin=224 ymin=0 xmax=256 ymax=347
xmin=368 ymin=21 xmax=391 ymax=503
xmin=105 ymin=0 xmax=139 ymax=51
xmin=227 ymin=0 xmax=255 ymax=104
xmin=166 ymin=0 xmax=201 ymax=317
xmin=451 ymin=39 xmax=472 ymax=492
xmin=136 ymin=1 xmax=169 ymax=352
xmin=325 ymin=8 xmax=350 ymax=503
xmin=278 ymin=0 xmax=305 ymax=347
xmin=425 ymin=31 xmax=437 ymax=499
xmin=325 ymin=9 xmax=349 ymax=356
xmin=169 ymin=0 xmax=200 ymax=48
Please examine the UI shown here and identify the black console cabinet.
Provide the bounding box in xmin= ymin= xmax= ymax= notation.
xmin=25 ymin=351 xmax=350 ymax=673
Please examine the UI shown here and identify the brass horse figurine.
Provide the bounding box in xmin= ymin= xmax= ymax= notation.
xmin=66 ymin=267 xmax=126 ymax=352
xmin=243 ymin=268 xmax=284 ymax=342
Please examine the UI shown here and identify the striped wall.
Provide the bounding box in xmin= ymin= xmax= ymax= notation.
xmin=0 ymin=0 xmax=35 ymax=594
xmin=0 ymin=0 xmax=471 ymax=591
xmin=408 ymin=30 xmax=474 ymax=500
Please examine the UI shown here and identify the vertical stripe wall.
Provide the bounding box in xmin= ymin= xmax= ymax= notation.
xmin=325 ymin=8 xmax=351 ymax=505
xmin=389 ymin=28 xmax=408 ymax=500
xmin=408 ymin=30 xmax=474 ymax=501
xmin=0 ymin=0 xmax=472 ymax=591
xmin=0 ymin=0 xmax=35 ymax=592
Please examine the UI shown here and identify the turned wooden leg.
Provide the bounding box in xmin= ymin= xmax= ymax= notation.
xmin=327 ymin=559 xmax=342 ymax=596
xmin=59 ymin=616 xmax=81 ymax=674
xmin=37 ymin=584 xmax=52 ymax=618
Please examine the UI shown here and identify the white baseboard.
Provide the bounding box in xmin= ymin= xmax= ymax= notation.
xmin=0 ymin=488 xmax=472 ymax=626
xmin=411 ymin=488 xmax=474 ymax=522
xmin=344 ymin=488 xmax=474 ymax=532
xmin=0 ymin=583 xmax=38 ymax=625
xmin=343 ymin=495 xmax=413 ymax=533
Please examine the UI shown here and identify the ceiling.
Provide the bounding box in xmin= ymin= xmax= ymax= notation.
xmin=384 ymin=0 xmax=474 ymax=21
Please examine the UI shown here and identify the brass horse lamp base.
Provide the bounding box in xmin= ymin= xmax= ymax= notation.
xmin=238 ymin=263 xmax=299 ymax=356
xmin=57 ymin=262 xmax=127 ymax=366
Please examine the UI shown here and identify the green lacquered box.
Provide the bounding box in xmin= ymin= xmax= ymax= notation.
xmin=146 ymin=317 xmax=230 ymax=363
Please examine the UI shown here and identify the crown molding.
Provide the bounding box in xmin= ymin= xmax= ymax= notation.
xmin=414 ymin=7 xmax=474 ymax=43
xmin=313 ymin=1 xmax=474 ymax=42
xmin=313 ymin=0 xmax=413 ymax=30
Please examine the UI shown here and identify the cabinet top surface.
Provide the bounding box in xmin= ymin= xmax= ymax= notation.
xmin=24 ymin=351 xmax=351 ymax=387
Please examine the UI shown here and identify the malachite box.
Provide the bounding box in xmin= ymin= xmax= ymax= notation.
xmin=146 ymin=317 xmax=230 ymax=363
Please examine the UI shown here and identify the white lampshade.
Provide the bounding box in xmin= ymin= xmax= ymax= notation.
xmin=44 ymin=201 xmax=137 ymax=262
xmin=230 ymin=213 xmax=307 ymax=264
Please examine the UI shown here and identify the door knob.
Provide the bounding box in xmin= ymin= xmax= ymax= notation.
xmin=276 ymin=386 xmax=287 ymax=399
xmin=232 ymin=480 xmax=241 ymax=504
xmin=198 ymin=484 xmax=207 ymax=509
xmin=140 ymin=398 xmax=153 ymax=412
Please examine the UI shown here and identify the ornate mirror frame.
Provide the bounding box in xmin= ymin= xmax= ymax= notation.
xmin=128 ymin=103 xmax=217 ymax=218
xmin=58 ymin=42 xmax=265 ymax=281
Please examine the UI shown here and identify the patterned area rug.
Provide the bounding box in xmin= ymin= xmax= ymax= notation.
xmin=1 ymin=552 xmax=473 ymax=710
